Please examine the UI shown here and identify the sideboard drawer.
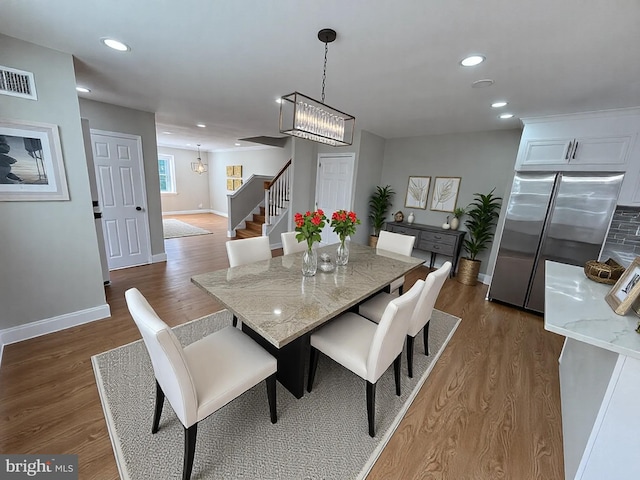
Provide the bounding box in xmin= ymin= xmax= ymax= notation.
xmin=420 ymin=231 xmax=457 ymax=245
xmin=418 ymin=240 xmax=455 ymax=256
xmin=389 ymin=225 xmax=420 ymax=238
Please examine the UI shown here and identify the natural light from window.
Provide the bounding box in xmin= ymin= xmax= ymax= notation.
xmin=158 ymin=154 xmax=176 ymax=193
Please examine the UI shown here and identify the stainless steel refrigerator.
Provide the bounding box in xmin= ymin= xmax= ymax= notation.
xmin=488 ymin=171 xmax=624 ymax=313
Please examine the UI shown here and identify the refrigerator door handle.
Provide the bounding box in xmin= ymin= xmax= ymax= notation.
xmin=572 ymin=141 xmax=579 ymax=159
xmin=565 ymin=140 xmax=574 ymax=160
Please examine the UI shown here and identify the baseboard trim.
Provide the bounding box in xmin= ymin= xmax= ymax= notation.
xmin=162 ymin=209 xmax=214 ymax=215
xmin=211 ymin=209 xmax=228 ymax=217
xmin=0 ymin=304 xmax=111 ymax=368
xmin=152 ymin=253 xmax=167 ymax=263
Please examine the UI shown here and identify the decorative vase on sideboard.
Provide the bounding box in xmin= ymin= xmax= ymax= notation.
xmin=450 ymin=216 xmax=459 ymax=230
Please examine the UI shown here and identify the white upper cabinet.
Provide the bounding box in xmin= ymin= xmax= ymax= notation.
xmin=515 ymin=109 xmax=640 ymax=172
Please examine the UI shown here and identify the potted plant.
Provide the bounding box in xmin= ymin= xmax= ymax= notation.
xmin=458 ymin=189 xmax=502 ymax=286
xmin=368 ymin=185 xmax=395 ymax=247
xmin=450 ymin=207 xmax=466 ymax=231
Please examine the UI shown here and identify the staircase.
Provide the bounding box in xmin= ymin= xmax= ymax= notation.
xmin=234 ymin=206 xmax=266 ymax=239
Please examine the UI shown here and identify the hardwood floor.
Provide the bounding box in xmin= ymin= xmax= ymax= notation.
xmin=0 ymin=213 xmax=565 ymax=479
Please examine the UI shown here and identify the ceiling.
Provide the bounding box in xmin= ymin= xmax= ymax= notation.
xmin=2 ymin=0 xmax=639 ymax=152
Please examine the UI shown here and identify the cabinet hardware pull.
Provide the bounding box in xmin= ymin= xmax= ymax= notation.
xmin=565 ymin=141 xmax=573 ymax=160
xmin=434 ymin=235 xmax=441 ymax=239
xmin=572 ymin=141 xmax=579 ymax=159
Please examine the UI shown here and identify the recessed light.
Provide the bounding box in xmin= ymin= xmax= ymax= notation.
xmin=499 ymin=113 xmax=514 ymax=119
xmin=275 ymin=98 xmax=282 ymax=104
xmin=100 ymin=37 xmax=130 ymax=52
xmin=235 ymin=143 xmax=241 ymax=146
xmin=491 ymin=101 xmax=508 ymax=108
xmin=471 ymin=79 xmax=494 ymax=88
xmin=186 ymin=143 xmax=192 ymax=146
xmin=460 ymin=55 xmax=485 ymax=67
xmin=162 ymin=131 xmax=172 ymax=135
xmin=196 ymin=124 xmax=206 ymax=128
xmin=75 ymin=86 xmax=91 ymax=93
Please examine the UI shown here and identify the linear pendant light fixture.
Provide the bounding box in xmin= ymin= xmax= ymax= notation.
xmin=191 ymin=144 xmax=208 ymax=175
xmin=279 ymin=28 xmax=355 ymax=146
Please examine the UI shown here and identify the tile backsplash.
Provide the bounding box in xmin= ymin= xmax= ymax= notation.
xmin=601 ymin=206 xmax=640 ymax=267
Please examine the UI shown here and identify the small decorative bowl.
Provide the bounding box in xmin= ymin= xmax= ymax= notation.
xmin=584 ymin=258 xmax=625 ymax=285
xmin=319 ymin=253 xmax=335 ymax=273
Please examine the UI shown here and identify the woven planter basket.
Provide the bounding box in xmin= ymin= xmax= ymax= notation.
xmin=584 ymin=258 xmax=625 ymax=285
xmin=457 ymin=258 xmax=481 ymax=286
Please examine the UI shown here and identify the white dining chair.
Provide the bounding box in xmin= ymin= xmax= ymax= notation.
xmin=125 ymin=288 xmax=278 ymax=480
xmin=307 ymin=279 xmax=424 ymax=437
xmin=281 ymin=231 xmax=307 ymax=255
xmin=358 ymin=261 xmax=451 ymax=377
xmin=226 ymin=236 xmax=272 ymax=267
xmin=376 ymin=230 xmax=416 ymax=294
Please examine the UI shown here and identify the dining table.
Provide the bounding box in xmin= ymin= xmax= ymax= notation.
xmin=191 ymin=242 xmax=424 ymax=398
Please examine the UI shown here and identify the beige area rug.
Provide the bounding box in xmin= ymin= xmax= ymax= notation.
xmin=92 ymin=309 xmax=460 ymax=480
xmin=162 ymin=218 xmax=212 ymax=239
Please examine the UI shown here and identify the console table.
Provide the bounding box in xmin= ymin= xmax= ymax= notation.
xmin=386 ymin=221 xmax=466 ymax=276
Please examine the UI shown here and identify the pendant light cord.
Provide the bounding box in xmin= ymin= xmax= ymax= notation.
xmin=322 ymin=41 xmax=328 ymax=103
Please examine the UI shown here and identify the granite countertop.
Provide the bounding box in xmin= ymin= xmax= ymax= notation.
xmin=545 ymin=261 xmax=640 ymax=360
xmin=191 ymin=243 xmax=424 ymax=348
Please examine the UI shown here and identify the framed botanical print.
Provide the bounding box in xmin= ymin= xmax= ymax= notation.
xmin=404 ymin=176 xmax=430 ymax=209
xmin=430 ymin=177 xmax=461 ymax=212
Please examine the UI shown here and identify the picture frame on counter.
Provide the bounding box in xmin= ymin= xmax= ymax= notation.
xmin=605 ymin=257 xmax=640 ymax=315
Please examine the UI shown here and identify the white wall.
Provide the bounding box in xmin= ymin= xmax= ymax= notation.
xmin=158 ymin=146 xmax=211 ymax=213
xmin=0 ymin=35 xmax=107 ymax=335
xmin=381 ymin=129 xmax=522 ymax=275
xmin=209 ymin=144 xmax=292 ymax=215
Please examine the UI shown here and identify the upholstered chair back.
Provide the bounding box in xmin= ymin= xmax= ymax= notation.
xmin=376 ymin=230 xmax=416 ymax=256
xmin=281 ymin=231 xmax=307 ymax=255
xmin=226 ymin=236 xmax=272 ymax=267
xmin=366 ymin=279 xmax=424 ymax=382
xmin=125 ymin=288 xmax=198 ymax=427
xmin=408 ymin=262 xmax=451 ymax=337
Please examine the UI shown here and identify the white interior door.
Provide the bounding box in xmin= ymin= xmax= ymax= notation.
xmin=90 ymin=130 xmax=151 ymax=270
xmin=315 ymin=152 xmax=356 ymax=245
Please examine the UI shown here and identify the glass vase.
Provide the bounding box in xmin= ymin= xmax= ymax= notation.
xmin=336 ymin=236 xmax=350 ymax=266
xmin=302 ymin=247 xmax=318 ymax=277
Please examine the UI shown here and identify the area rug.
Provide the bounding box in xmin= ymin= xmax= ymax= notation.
xmin=92 ymin=309 xmax=460 ymax=480
xmin=162 ymin=218 xmax=212 ymax=239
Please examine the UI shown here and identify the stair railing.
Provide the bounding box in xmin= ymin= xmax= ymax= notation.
xmin=264 ymin=159 xmax=292 ymax=225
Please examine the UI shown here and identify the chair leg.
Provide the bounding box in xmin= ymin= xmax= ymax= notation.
xmin=232 ymin=315 xmax=238 ymax=328
xmin=266 ymin=373 xmax=277 ymax=424
xmin=423 ymin=321 xmax=431 ymax=356
xmin=394 ymin=354 xmax=402 ymax=396
xmin=398 ymin=284 xmax=404 ymax=295
xmin=406 ymin=335 xmax=415 ymax=378
xmin=151 ymin=380 xmax=165 ymax=434
xmin=307 ymin=346 xmax=320 ymax=393
xmin=366 ymin=381 xmax=376 ymax=437
xmin=183 ymin=424 xmax=197 ymax=480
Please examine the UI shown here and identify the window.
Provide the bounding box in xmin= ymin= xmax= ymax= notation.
xmin=158 ymin=154 xmax=176 ymax=193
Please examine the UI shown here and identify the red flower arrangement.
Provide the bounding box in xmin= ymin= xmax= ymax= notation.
xmin=294 ymin=209 xmax=327 ymax=250
xmin=330 ymin=210 xmax=361 ymax=244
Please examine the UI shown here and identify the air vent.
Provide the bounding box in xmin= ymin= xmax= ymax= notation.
xmin=0 ymin=65 xmax=37 ymax=100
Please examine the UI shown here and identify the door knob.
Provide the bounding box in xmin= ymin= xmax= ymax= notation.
xmin=136 ymin=206 xmax=142 ymax=211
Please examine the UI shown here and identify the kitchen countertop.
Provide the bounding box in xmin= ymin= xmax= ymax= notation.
xmin=545 ymin=261 xmax=640 ymax=360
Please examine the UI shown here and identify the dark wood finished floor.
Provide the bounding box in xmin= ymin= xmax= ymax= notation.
xmin=0 ymin=213 xmax=565 ymax=479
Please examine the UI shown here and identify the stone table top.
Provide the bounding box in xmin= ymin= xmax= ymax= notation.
xmin=191 ymin=243 xmax=424 ymax=348
xmin=545 ymin=261 xmax=640 ymax=360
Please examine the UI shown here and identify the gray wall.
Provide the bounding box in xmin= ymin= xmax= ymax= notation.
xmin=158 ymin=146 xmax=211 ymax=213
xmin=0 ymin=35 xmax=107 ymax=330
xmin=209 ymin=144 xmax=292 ymax=215
xmin=381 ymin=129 xmax=522 ymax=274
xmin=78 ymin=99 xmax=164 ymax=257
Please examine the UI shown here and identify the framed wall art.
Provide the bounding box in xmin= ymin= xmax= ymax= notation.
xmin=226 ymin=165 xmax=234 ymax=177
xmin=226 ymin=179 xmax=234 ymax=190
xmin=605 ymin=257 xmax=640 ymax=315
xmin=430 ymin=176 xmax=461 ymax=212
xmin=233 ymin=178 xmax=243 ymax=190
xmin=233 ymin=165 xmax=243 ymax=177
xmin=404 ymin=176 xmax=430 ymax=209
xmin=0 ymin=119 xmax=69 ymax=201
